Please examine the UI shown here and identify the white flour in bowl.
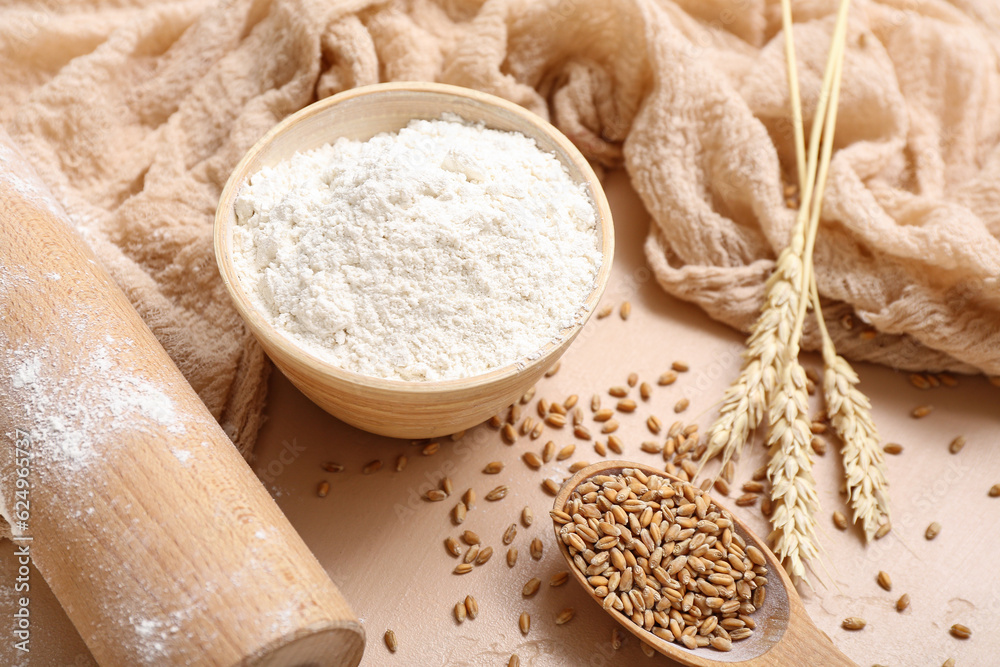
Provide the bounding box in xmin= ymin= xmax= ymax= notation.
xmin=232 ymin=115 xmax=601 ymax=381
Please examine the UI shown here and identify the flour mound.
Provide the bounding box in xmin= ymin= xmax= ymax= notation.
xmin=233 ymin=116 xmax=601 ymax=381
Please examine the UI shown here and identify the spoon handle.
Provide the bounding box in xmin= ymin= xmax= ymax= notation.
xmin=752 ymin=596 xmax=858 ymax=667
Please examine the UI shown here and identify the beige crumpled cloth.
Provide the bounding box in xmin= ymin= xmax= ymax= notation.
xmin=3 ymin=0 xmax=999 ymax=458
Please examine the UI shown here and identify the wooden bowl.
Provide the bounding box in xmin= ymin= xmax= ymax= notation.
xmin=215 ymin=82 xmax=614 ymax=439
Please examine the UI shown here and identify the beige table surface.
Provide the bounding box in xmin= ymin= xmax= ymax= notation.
xmin=1 ymin=171 xmax=997 ymax=666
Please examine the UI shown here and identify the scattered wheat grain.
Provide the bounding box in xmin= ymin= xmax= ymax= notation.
xmin=647 ymin=416 xmax=662 ymax=434
xmin=555 ymin=608 xmax=575 ymax=625
xmin=950 ymin=624 xmax=971 ymax=639
xmin=545 ymin=413 xmax=567 ymax=428
xmin=445 ymin=537 xmax=461 ymax=557
xmin=522 ymin=451 xmax=542 ymax=469
xmin=658 ymin=371 xmax=678 ymax=386
xmin=519 ymin=612 xmax=531 ymax=635
xmin=593 ymin=409 xmax=614 ymax=422
xmin=842 ymin=617 xmax=866 ymax=631
xmin=639 ymin=383 xmax=652 ymax=401
xmin=464 ymin=595 xmax=478 ymax=620
xmin=530 ymin=537 xmax=543 ymax=560
xmin=925 ymin=522 xmax=941 ymax=540
xmin=486 ymin=485 xmax=508 ymax=501
xmin=640 ymin=441 xmax=662 ymax=454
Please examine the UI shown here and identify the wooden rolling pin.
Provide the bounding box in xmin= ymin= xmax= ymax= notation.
xmin=0 ymin=138 xmax=364 ymax=665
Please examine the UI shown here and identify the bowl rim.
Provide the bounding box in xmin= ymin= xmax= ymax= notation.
xmin=214 ymin=81 xmax=614 ymax=393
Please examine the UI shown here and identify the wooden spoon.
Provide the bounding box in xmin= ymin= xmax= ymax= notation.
xmin=551 ymin=461 xmax=856 ymax=666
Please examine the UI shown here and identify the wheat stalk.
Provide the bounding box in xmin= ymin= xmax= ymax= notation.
xmin=785 ymin=11 xmax=890 ymax=536
xmin=811 ymin=279 xmax=891 ymax=541
xmin=704 ymin=0 xmax=870 ymax=577
xmin=761 ymin=0 xmax=852 ymax=581
xmin=701 ymin=0 xmax=847 ymax=476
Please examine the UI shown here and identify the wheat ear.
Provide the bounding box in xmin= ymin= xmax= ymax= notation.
xmin=700 ymin=258 xmax=797 ymax=472
xmin=765 ymin=357 xmax=820 ymax=581
xmin=811 ymin=279 xmax=890 ymax=541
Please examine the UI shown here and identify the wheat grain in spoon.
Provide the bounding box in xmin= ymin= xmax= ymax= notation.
xmin=552 ymin=461 xmax=857 ymax=666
